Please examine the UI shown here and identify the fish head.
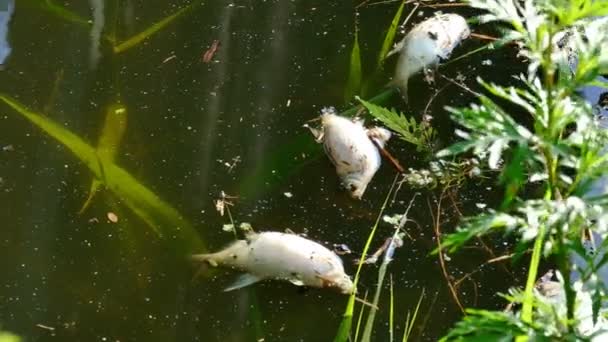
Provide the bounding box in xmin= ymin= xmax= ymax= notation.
xmin=367 ymin=127 xmax=392 ymax=148
xmin=318 ymin=273 xmax=355 ymax=294
xmin=343 ymin=176 xmax=368 ymax=199
xmin=334 ymin=274 xmax=356 ymax=294
xmin=319 ymin=107 xmax=338 ymax=126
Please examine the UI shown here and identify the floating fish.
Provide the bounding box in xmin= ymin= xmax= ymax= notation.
xmin=391 ymin=13 xmax=470 ymax=102
xmin=308 ymin=108 xmax=391 ymax=199
xmin=192 ymin=231 xmax=355 ymax=294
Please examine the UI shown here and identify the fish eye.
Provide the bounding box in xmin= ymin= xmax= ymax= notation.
xmin=349 ymin=184 xmax=358 ymax=192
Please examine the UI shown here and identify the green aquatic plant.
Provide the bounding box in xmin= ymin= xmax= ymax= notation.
xmin=79 ymin=102 xmax=127 ymax=213
xmin=22 ymin=0 xmax=90 ymax=26
xmin=431 ymin=0 xmax=608 ymax=340
xmin=0 ymin=95 xmax=204 ymax=253
xmin=22 ymin=0 xmax=199 ymax=53
xmin=333 ymin=175 xmax=400 ymax=342
xmin=346 ymin=1 xmax=414 ymax=100
xmin=113 ymin=2 xmax=199 ymax=54
xmin=334 ymin=181 xmax=427 ymax=342
xmin=357 ymin=97 xmax=436 ymax=155
xmin=344 ymin=28 xmax=362 ymax=103
xmin=0 ymin=331 xmax=20 ymax=342
xmin=401 ymin=288 xmax=424 ymax=342
xmin=360 ymin=196 xmax=414 ymax=342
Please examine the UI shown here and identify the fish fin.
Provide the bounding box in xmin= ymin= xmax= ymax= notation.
xmin=388 ymin=77 xmax=408 ymax=103
xmin=367 ymin=127 xmax=392 ymax=147
xmin=304 ymin=124 xmax=324 ymax=142
xmin=224 ymin=273 xmax=263 ymax=292
xmin=288 ymin=279 xmax=305 ymax=286
xmin=190 ymin=253 xmax=219 ymax=267
xmin=244 ymin=231 xmax=259 ymax=242
xmin=386 ymin=38 xmax=405 ymax=58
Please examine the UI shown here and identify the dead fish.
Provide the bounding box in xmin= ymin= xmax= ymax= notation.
xmin=191 ymin=231 xmax=355 ymax=294
xmin=308 ymin=108 xmax=391 ymax=199
xmin=390 ymin=13 xmax=470 ymax=102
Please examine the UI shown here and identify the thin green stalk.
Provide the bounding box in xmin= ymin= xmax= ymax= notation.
xmin=333 ymin=174 xmax=400 ymax=342
xmin=353 ymin=291 xmax=369 ymax=342
xmin=519 ymin=225 xmax=546 ymax=333
xmin=402 ymin=289 xmax=424 ymax=342
xmin=389 ymin=275 xmax=395 ymax=342
xmin=361 ymin=195 xmax=416 ymax=342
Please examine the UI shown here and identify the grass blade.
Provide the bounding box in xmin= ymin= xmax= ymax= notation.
xmin=114 ymin=3 xmax=196 ymax=54
xmin=390 ymin=275 xmax=395 ymax=342
xmin=333 ymin=175 xmax=400 ymax=342
xmin=344 ymin=29 xmax=362 ymax=103
xmin=23 ymin=0 xmax=90 ymax=26
xmin=376 ymin=1 xmax=405 ymax=70
xmin=402 ymin=289 xmax=425 ymax=342
xmin=0 ymin=94 xmax=204 ymax=253
xmin=80 ymin=103 xmax=128 ymax=213
xmin=0 ymin=331 xmax=20 ymax=342
xmin=353 ymin=291 xmax=369 ymax=342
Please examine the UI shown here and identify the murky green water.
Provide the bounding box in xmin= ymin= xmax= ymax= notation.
xmin=1 ymin=1 xmax=527 ymax=341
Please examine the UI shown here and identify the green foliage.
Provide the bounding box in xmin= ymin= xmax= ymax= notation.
xmin=402 ymin=289 xmax=424 ymax=342
xmin=0 ymin=332 xmax=20 ymax=342
xmin=333 ymin=176 xmax=400 ymax=342
xmin=440 ymin=309 xmax=530 ymax=341
xmin=354 ymin=1 xmax=415 ymax=98
xmin=357 ymin=97 xmax=436 ymax=154
xmin=344 ymin=30 xmax=362 ymax=102
xmin=114 ymin=3 xmax=198 ymax=54
xmin=435 ymin=0 xmax=608 ymax=340
xmin=22 ymin=0 xmax=90 ymax=26
xmin=376 ymin=0 xmax=406 ymax=69
xmin=0 ymin=95 xmax=204 ymax=253
xmin=80 ymin=103 xmax=128 ymax=213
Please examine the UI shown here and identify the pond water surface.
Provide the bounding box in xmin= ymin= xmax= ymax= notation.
xmin=1 ymin=1 xmax=527 ymax=341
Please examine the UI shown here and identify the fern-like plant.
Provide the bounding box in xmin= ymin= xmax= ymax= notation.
xmin=436 ymin=0 xmax=608 ymax=340
xmin=357 ymin=96 xmax=437 ymax=155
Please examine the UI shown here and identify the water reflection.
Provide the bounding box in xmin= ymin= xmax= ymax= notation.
xmin=0 ymin=0 xmax=13 ymax=68
xmin=89 ymin=0 xmax=105 ymax=68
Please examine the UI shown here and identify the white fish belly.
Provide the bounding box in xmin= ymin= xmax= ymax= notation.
xmin=244 ymin=232 xmax=345 ymax=286
xmin=321 ymin=115 xmax=381 ymax=177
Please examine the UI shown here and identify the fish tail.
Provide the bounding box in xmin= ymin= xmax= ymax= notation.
xmin=387 ymin=77 xmax=409 ymax=103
